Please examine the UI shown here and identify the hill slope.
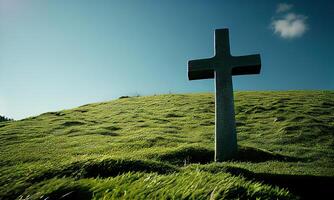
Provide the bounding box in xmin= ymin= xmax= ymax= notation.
xmin=0 ymin=91 xmax=333 ymax=199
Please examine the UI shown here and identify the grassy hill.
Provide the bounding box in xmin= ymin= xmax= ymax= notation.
xmin=0 ymin=91 xmax=333 ymax=199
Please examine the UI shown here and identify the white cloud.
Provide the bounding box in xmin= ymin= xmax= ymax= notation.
xmin=271 ymin=13 xmax=308 ymax=39
xmin=276 ymin=3 xmax=293 ymax=13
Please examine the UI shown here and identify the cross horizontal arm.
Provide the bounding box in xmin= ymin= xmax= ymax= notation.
xmin=231 ymin=54 xmax=261 ymax=75
xmin=188 ymin=58 xmax=215 ymax=80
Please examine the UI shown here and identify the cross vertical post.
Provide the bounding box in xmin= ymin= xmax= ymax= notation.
xmin=215 ymin=68 xmax=237 ymax=161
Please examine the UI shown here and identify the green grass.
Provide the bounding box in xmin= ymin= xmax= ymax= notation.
xmin=0 ymin=91 xmax=333 ymax=199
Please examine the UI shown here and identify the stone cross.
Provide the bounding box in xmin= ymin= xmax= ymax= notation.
xmin=188 ymin=28 xmax=261 ymax=162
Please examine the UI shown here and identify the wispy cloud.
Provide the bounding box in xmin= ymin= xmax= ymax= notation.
xmin=276 ymin=3 xmax=293 ymax=13
xmin=271 ymin=3 xmax=308 ymax=39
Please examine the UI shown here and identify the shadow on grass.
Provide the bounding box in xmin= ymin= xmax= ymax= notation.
xmin=236 ymin=146 xmax=301 ymax=162
xmin=156 ymin=146 xmax=213 ymax=165
xmin=156 ymin=145 xmax=302 ymax=165
xmin=30 ymin=159 xmax=178 ymax=183
xmin=254 ymin=173 xmax=334 ymax=200
xmin=194 ymin=164 xmax=334 ymax=199
xmin=229 ymin=168 xmax=334 ymax=200
xmin=61 ymin=121 xmax=85 ymax=127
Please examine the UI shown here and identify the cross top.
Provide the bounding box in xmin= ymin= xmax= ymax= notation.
xmin=188 ymin=29 xmax=261 ymax=80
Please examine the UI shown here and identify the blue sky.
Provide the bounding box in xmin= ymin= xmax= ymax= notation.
xmin=1 ymin=0 xmax=333 ymax=119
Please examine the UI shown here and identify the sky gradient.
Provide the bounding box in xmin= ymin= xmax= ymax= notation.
xmin=1 ymin=0 xmax=333 ymax=119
